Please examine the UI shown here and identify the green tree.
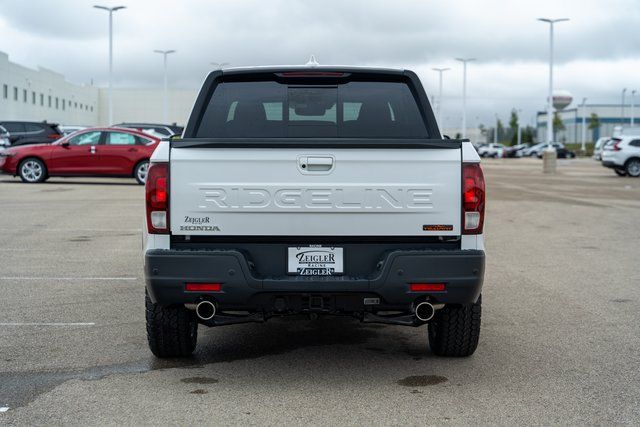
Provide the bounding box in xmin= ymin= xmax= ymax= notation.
xmin=553 ymin=112 xmax=565 ymax=140
xmin=588 ymin=113 xmax=600 ymax=130
xmin=509 ymin=109 xmax=519 ymax=145
xmin=496 ymin=119 xmax=504 ymax=143
xmin=521 ymin=126 xmax=535 ymax=143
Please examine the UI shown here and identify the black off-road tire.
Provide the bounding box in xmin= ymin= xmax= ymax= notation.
xmin=428 ymin=295 xmax=481 ymax=357
xmin=145 ymin=291 xmax=198 ymax=358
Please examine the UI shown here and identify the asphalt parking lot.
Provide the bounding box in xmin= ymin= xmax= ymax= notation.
xmin=0 ymin=157 xmax=638 ymax=425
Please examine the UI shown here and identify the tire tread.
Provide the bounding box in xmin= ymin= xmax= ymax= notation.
xmin=145 ymin=292 xmax=197 ymax=358
xmin=428 ymin=295 xmax=481 ymax=357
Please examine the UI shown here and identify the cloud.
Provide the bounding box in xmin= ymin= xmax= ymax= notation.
xmin=0 ymin=0 xmax=638 ymax=128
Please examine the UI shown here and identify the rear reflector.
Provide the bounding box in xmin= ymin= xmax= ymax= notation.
xmin=410 ymin=283 xmax=446 ymax=292
xmin=186 ymin=283 xmax=222 ymax=292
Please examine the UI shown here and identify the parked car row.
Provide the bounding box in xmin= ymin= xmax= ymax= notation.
xmin=0 ymin=127 xmax=161 ymax=184
xmin=601 ymin=136 xmax=640 ymax=177
xmin=474 ymin=142 xmax=576 ymax=159
xmin=0 ymin=121 xmax=183 ymax=149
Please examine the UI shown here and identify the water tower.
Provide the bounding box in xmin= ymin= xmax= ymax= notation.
xmin=552 ymin=90 xmax=573 ymax=110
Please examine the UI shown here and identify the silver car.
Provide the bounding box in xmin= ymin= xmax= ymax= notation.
xmin=592 ymin=137 xmax=610 ymax=161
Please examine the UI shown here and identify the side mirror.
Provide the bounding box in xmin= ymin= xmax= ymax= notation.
xmin=60 ymin=141 xmax=70 ymax=147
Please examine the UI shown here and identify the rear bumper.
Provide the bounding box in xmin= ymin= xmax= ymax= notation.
xmin=145 ymin=249 xmax=485 ymax=310
xmin=602 ymin=160 xmax=622 ymax=168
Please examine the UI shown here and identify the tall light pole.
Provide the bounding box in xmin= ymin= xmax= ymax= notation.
xmin=581 ymin=97 xmax=587 ymax=152
xmin=431 ymin=67 xmax=450 ymax=128
xmin=538 ymin=18 xmax=569 ymax=149
xmin=621 ymin=88 xmax=627 ymax=127
xmin=211 ymin=62 xmax=230 ymax=69
xmin=632 ymin=90 xmax=636 ymax=127
xmin=455 ymin=58 xmax=475 ymax=139
xmin=154 ymin=50 xmax=176 ymax=123
xmin=494 ymin=113 xmax=499 ymax=144
xmin=94 ymin=5 xmax=126 ymax=125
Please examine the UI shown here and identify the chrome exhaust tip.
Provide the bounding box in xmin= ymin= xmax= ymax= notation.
xmin=415 ymin=302 xmax=435 ymax=322
xmin=195 ymin=300 xmax=216 ymax=321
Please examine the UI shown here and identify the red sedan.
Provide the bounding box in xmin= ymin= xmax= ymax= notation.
xmin=0 ymin=127 xmax=160 ymax=184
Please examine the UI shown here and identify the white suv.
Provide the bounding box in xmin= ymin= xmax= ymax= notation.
xmin=601 ymin=137 xmax=640 ymax=177
xmin=477 ymin=143 xmax=504 ymax=158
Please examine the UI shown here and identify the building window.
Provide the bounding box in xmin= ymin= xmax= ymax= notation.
xmin=32 ymin=91 xmax=36 ymax=104
xmin=62 ymin=99 xmax=65 ymax=110
xmin=2 ymin=84 xmax=6 ymax=99
xmin=80 ymin=103 xmax=83 ymax=110
xmin=90 ymin=106 xmax=93 ymax=112
xmin=48 ymin=95 xmax=52 ymax=107
xmin=23 ymin=89 xmax=27 ymax=102
xmin=40 ymin=93 xmax=44 ymax=106
xmin=13 ymin=87 xmax=18 ymax=100
xmin=55 ymin=97 xmax=58 ymax=109
xmin=74 ymin=101 xmax=77 ymax=108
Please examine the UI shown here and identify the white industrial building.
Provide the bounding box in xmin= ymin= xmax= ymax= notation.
xmin=537 ymin=104 xmax=635 ymax=143
xmin=0 ymin=51 xmax=197 ymax=126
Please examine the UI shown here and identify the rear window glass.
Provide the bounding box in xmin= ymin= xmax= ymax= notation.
xmin=196 ymin=80 xmax=427 ymax=138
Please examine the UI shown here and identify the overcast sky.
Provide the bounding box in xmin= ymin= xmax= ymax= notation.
xmin=1 ymin=0 xmax=639 ymax=129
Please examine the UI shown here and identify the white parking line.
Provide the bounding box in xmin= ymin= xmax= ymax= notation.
xmin=0 ymin=323 xmax=95 ymax=326
xmin=0 ymin=407 xmax=9 ymax=413
xmin=0 ymin=277 xmax=137 ymax=281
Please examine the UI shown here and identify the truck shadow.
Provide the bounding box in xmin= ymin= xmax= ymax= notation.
xmin=175 ymin=316 xmax=432 ymax=367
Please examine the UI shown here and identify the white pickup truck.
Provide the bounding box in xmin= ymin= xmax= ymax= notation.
xmin=143 ymin=66 xmax=486 ymax=358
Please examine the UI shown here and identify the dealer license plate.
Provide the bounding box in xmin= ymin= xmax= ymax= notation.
xmin=288 ymin=246 xmax=344 ymax=276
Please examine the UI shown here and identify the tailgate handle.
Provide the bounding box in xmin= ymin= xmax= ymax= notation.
xmin=302 ymin=156 xmax=334 ymax=171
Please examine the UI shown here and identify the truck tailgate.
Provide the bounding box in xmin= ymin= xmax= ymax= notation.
xmin=170 ymin=147 xmax=461 ymax=236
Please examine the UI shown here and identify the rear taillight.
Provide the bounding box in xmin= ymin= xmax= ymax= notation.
xmin=146 ymin=162 xmax=169 ymax=234
xmin=47 ymin=133 xmax=61 ymax=139
xmin=613 ymin=141 xmax=622 ymax=151
xmin=462 ymin=163 xmax=485 ymax=234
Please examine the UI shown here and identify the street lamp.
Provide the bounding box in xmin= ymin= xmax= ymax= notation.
xmin=431 ymin=67 xmax=450 ymax=129
xmin=581 ymin=98 xmax=587 ymax=152
xmin=621 ymin=88 xmax=627 ymax=126
xmin=154 ymin=50 xmax=176 ymax=123
xmin=494 ymin=113 xmax=499 ymax=144
xmin=538 ymin=17 xmax=569 ymax=149
xmin=94 ymin=5 xmax=126 ymax=125
xmin=455 ymin=58 xmax=475 ymax=139
xmin=517 ymin=108 xmax=523 ymax=146
xmin=211 ymin=62 xmax=230 ymax=69
xmin=632 ymin=90 xmax=636 ymax=127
